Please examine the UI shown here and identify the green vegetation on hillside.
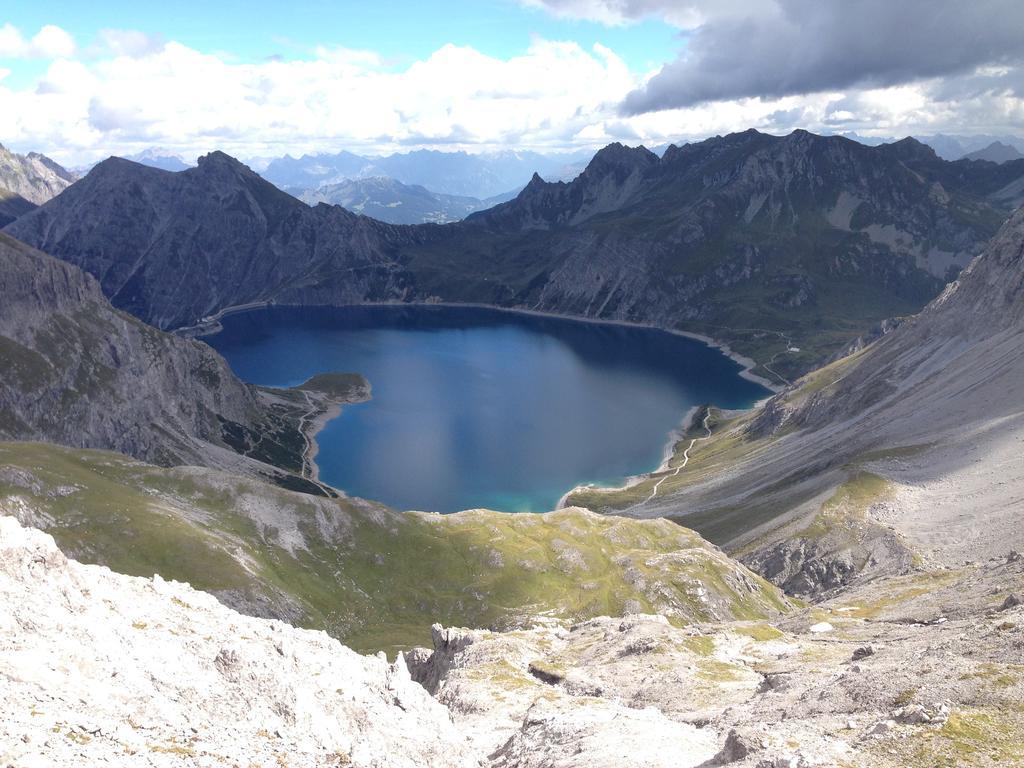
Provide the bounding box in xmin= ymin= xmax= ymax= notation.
xmin=0 ymin=442 xmax=791 ymax=654
xmin=296 ymin=372 xmax=370 ymax=400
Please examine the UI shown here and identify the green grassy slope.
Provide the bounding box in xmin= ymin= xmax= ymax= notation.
xmin=0 ymin=442 xmax=791 ymax=654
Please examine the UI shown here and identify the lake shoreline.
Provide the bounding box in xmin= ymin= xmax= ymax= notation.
xmin=554 ymin=405 xmax=702 ymax=510
xmin=301 ymin=401 xmax=342 ymax=483
xmin=207 ymin=301 xmax=776 ymax=512
xmin=388 ymin=302 xmax=783 ymax=393
xmin=188 ymin=299 xmax=784 ymax=393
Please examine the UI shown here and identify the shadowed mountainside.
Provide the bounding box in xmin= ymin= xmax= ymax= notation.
xmin=7 ymin=130 xmax=1024 ymax=377
xmin=0 ymin=232 xmax=344 ymax=489
xmin=568 ymin=205 xmax=1024 ymax=596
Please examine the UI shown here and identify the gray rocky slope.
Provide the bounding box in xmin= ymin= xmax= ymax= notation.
xmin=4 ymin=513 xmax=1023 ymax=767
xmin=0 ymin=516 xmax=476 ymax=767
xmin=571 ymin=204 xmax=1024 ymax=596
xmin=0 ymin=143 xmax=77 ymax=205
xmin=4 ymin=152 xmax=417 ymax=330
xmin=0 ymin=232 xmax=320 ymax=479
xmin=8 ymin=130 xmax=1024 ymax=374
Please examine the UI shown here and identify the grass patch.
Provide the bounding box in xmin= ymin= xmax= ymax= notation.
xmin=895 ymin=708 xmax=1024 ymax=767
xmin=0 ymin=442 xmax=792 ymax=655
xmin=797 ymin=471 xmax=893 ymax=541
xmin=833 ymin=570 xmax=965 ymax=619
xmin=733 ymin=623 xmax=785 ymax=642
xmin=296 ymin=372 xmax=369 ymax=401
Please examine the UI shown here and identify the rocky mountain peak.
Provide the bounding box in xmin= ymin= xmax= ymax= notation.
xmin=881 ymin=136 xmax=940 ymax=163
xmin=582 ymin=142 xmax=659 ymax=180
xmin=194 ymin=150 xmax=261 ymax=181
xmin=0 ymin=144 xmax=77 ymax=205
xmin=91 ymin=155 xmax=155 ymax=174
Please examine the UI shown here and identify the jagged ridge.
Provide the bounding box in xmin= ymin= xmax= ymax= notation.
xmin=8 ymin=131 xmax=1024 ymax=373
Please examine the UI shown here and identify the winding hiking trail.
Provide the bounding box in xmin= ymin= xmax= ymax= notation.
xmin=297 ymin=390 xmax=318 ymax=478
xmin=296 ymin=391 xmax=339 ymax=496
xmin=637 ymin=408 xmax=713 ymax=507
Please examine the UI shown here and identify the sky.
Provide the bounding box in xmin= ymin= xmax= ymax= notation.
xmin=1 ymin=0 xmax=1023 ymax=164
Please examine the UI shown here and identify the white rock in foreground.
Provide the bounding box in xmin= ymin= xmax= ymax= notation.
xmin=0 ymin=516 xmax=475 ymax=767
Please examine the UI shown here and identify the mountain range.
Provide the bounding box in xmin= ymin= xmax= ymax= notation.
xmin=261 ymin=147 xmax=591 ymax=199
xmin=963 ymin=141 xmax=1024 ymax=164
xmin=8 ymin=129 xmax=1024 ymax=380
xmin=122 ymin=147 xmax=193 ymax=171
xmin=297 ymin=176 xmax=518 ymax=224
xmin=0 ymin=143 xmax=76 ymax=209
xmin=2 ymin=135 xmax=1024 ymax=764
xmin=839 ymin=132 xmax=1024 ymax=161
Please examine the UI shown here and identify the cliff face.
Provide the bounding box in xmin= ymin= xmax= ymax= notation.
xmin=0 ymin=232 xmax=267 ymax=468
xmin=0 ymin=143 xmax=77 ymax=205
xmin=7 ymin=131 xmax=1022 ymax=374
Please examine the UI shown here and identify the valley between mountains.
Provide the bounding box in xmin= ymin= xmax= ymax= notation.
xmin=2 ymin=130 xmax=1024 ymax=767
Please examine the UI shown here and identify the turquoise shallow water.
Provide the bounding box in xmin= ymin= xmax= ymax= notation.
xmin=207 ymin=305 xmax=769 ymax=512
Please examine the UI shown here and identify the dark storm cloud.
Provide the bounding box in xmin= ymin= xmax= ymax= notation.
xmin=612 ymin=0 xmax=1024 ymax=114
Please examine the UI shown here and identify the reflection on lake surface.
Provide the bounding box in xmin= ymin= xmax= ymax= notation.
xmin=207 ymin=305 xmax=769 ymax=512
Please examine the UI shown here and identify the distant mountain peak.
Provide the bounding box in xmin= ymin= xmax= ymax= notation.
xmin=963 ymin=141 xmax=1024 ymax=164
xmin=0 ymin=144 xmax=78 ymax=205
xmin=197 ymin=150 xmax=244 ymax=167
xmin=883 ymin=136 xmax=939 ymax=162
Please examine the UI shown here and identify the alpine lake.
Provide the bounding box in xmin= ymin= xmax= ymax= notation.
xmin=207 ymin=305 xmax=770 ymax=512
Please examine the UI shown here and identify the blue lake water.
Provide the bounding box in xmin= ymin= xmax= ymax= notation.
xmin=206 ymin=305 xmax=769 ymax=512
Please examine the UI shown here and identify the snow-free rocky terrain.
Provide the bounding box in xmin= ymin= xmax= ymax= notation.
xmin=10 ymin=130 xmax=1024 ymax=377
xmin=569 ymin=205 xmax=1024 ymax=601
xmin=1 ymin=138 xmax=1023 ymax=766
xmin=3 ymin=514 xmax=1023 ymax=767
xmin=0 ymin=516 xmax=475 ymax=768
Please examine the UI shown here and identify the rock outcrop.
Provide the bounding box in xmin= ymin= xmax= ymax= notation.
xmin=0 ymin=515 xmax=476 ymax=767
xmin=408 ymin=557 xmax=1024 ymax=767
xmin=5 ymin=508 xmax=1022 ymax=766
xmin=0 ymin=143 xmax=76 ymax=205
xmin=0 ymin=232 xmax=300 ymax=473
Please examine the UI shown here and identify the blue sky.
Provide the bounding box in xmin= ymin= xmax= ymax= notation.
xmin=2 ymin=0 xmax=681 ymax=88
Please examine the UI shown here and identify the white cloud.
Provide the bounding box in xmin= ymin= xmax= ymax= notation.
xmin=518 ymin=0 xmax=745 ymax=29
xmin=96 ymin=29 xmax=166 ymax=58
xmin=1 ymin=28 xmax=1022 ymax=165
xmin=0 ymin=37 xmax=640 ymax=162
xmin=0 ymin=23 xmax=75 ymax=59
